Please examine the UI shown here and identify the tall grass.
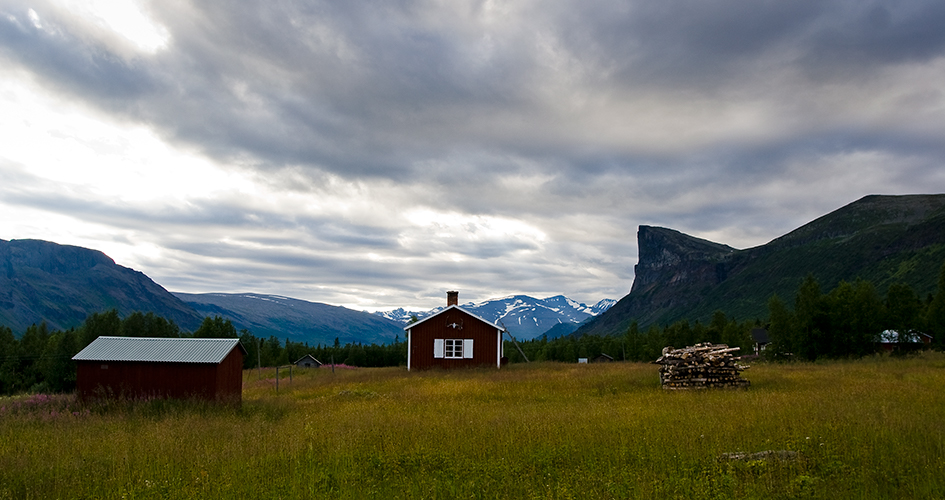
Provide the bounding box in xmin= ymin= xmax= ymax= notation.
xmin=2 ymin=354 xmax=944 ymax=499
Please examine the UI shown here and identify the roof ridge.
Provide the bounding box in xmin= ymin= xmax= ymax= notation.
xmin=73 ymin=336 xmax=245 ymax=363
xmin=404 ymin=304 xmax=505 ymax=332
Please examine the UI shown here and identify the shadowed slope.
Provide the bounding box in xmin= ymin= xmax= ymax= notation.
xmin=579 ymin=194 xmax=945 ymax=336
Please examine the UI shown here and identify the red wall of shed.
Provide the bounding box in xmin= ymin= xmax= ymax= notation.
xmin=76 ymin=348 xmax=243 ymax=402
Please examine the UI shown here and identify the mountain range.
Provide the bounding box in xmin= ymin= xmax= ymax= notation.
xmin=577 ymin=194 xmax=945 ymax=337
xmin=173 ymin=292 xmax=404 ymax=346
xmin=6 ymin=194 xmax=942 ymax=344
xmin=0 ymin=238 xmax=406 ymax=345
xmin=376 ymin=295 xmax=617 ymax=340
xmin=0 ymin=238 xmax=612 ymax=344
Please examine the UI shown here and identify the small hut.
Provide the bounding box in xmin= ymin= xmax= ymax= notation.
xmin=878 ymin=330 xmax=933 ymax=352
xmin=73 ymin=337 xmax=246 ymax=403
xmin=295 ymin=354 xmax=322 ymax=368
xmin=405 ymin=291 xmax=505 ymax=370
xmin=751 ymin=328 xmax=770 ymax=355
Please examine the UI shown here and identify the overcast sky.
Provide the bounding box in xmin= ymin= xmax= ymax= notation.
xmin=2 ymin=0 xmax=944 ymax=311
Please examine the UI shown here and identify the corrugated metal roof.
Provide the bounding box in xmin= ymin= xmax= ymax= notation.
xmin=72 ymin=337 xmax=245 ymax=364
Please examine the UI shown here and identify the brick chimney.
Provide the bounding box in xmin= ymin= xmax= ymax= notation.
xmin=447 ymin=291 xmax=459 ymax=307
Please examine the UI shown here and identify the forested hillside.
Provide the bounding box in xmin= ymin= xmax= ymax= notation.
xmin=581 ymin=194 xmax=945 ymax=336
xmin=512 ymin=263 xmax=945 ymax=363
xmin=0 ymin=239 xmax=202 ymax=333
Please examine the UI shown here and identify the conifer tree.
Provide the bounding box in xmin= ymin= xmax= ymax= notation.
xmin=0 ymin=325 xmax=19 ymax=394
xmin=885 ymin=282 xmax=922 ymax=342
xmin=193 ymin=315 xmax=238 ymax=338
xmin=926 ymin=262 xmax=945 ymax=350
xmin=79 ymin=310 xmax=121 ymax=348
xmin=766 ymin=294 xmax=796 ymax=359
xmin=794 ymin=275 xmax=826 ymax=360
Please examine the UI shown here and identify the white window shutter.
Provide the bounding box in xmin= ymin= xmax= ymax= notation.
xmin=463 ymin=339 xmax=474 ymax=358
xmin=434 ymin=339 xmax=445 ymax=358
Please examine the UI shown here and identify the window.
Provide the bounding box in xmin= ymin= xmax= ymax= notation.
xmin=445 ymin=339 xmax=463 ymax=358
xmin=434 ymin=338 xmax=474 ymax=359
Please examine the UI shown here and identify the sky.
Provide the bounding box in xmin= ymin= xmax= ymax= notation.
xmin=1 ymin=0 xmax=944 ymax=312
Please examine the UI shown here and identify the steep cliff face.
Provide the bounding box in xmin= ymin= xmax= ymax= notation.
xmin=631 ymin=226 xmax=737 ymax=295
xmin=577 ymin=194 xmax=945 ymax=337
xmin=0 ymin=239 xmax=202 ymax=334
xmin=578 ymin=227 xmax=739 ymax=334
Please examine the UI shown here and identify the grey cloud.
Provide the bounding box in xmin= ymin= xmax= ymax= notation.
xmin=2 ymin=0 xmax=944 ymax=310
xmin=0 ymin=6 xmax=160 ymax=104
xmin=5 ymin=0 xmax=943 ymax=180
xmin=553 ymin=0 xmax=945 ymax=87
xmin=554 ymin=0 xmax=824 ymax=86
xmin=139 ymin=1 xmax=537 ymax=175
xmin=800 ymin=2 xmax=945 ymax=78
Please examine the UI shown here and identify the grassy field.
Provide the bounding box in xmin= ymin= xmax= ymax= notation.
xmin=2 ymin=354 xmax=944 ymax=499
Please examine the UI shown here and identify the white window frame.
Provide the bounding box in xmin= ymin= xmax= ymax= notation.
xmin=445 ymin=338 xmax=463 ymax=359
xmin=434 ymin=338 xmax=474 ymax=359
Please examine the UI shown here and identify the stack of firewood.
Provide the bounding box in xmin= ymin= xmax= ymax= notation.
xmin=653 ymin=343 xmax=750 ymax=389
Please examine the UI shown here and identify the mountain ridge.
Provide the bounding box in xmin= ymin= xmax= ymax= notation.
xmin=0 ymin=238 xmax=203 ymax=333
xmin=174 ymin=292 xmax=404 ymax=346
xmin=577 ymin=194 xmax=945 ymax=337
xmin=0 ymin=238 xmax=611 ymax=345
xmin=376 ymin=294 xmax=616 ymax=340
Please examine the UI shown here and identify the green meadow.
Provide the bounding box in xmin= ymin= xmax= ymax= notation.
xmin=2 ymin=354 xmax=944 ymax=499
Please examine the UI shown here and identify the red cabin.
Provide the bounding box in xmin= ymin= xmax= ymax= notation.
xmin=406 ymin=291 xmax=505 ymax=370
xmin=73 ymin=337 xmax=246 ymax=403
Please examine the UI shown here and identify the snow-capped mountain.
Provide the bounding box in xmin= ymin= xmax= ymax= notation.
xmin=375 ymin=295 xmax=615 ymax=340
xmin=588 ymin=298 xmax=617 ymax=316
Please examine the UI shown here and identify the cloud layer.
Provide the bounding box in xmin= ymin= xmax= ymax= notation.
xmin=2 ymin=0 xmax=944 ymax=310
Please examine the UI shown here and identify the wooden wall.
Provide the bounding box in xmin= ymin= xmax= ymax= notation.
xmin=76 ymin=348 xmax=243 ymax=403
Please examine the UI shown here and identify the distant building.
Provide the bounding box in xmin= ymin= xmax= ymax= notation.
xmin=405 ymin=291 xmax=505 ymax=370
xmin=878 ymin=330 xmax=932 ymax=352
xmin=592 ymin=353 xmax=614 ymax=363
xmin=751 ymin=328 xmax=770 ymax=355
xmin=73 ymin=337 xmax=246 ymax=403
xmin=295 ymin=354 xmax=322 ymax=368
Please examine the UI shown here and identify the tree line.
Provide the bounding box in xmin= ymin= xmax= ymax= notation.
xmin=765 ymin=262 xmax=945 ymax=360
xmin=504 ymin=311 xmax=758 ymax=364
xmin=505 ymin=262 xmax=945 ymax=364
xmin=3 ymin=262 xmax=943 ymax=395
xmin=0 ymin=310 xmax=407 ymax=396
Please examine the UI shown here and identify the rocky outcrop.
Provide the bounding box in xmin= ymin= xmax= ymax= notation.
xmin=576 ymin=227 xmax=740 ymax=334
xmin=576 ymin=194 xmax=945 ymax=337
xmin=631 ymin=226 xmax=737 ymax=295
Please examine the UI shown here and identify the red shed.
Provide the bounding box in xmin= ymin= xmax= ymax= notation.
xmin=73 ymin=337 xmax=246 ymax=403
xmin=406 ymin=291 xmax=505 ymax=370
